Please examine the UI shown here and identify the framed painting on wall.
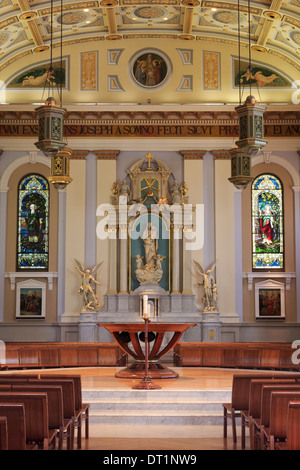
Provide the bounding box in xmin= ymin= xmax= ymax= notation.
xmin=16 ymin=279 xmax=46 ymax=319
xmin=255 ymin=279 xmax=285 ymax=320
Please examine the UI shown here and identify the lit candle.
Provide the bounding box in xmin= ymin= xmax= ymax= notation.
xmin=143 ymin=295 xmax=148 ymax=317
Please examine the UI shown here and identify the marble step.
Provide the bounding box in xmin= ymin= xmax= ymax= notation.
xmin=83 ymin=389 xmax=233 ymax=426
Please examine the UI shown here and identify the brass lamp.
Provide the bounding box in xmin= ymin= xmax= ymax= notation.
xmin=234 ymin=95 xmax=267 ymax=156
xmin=48 ymin=146 xmax=73 ymax=189
xmin=228 ymin=146 xmax=253 ymax=190
xmin=34 ymin=97 xmax=67 ymax=157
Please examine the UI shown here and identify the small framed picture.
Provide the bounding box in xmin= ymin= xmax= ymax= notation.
xmin=16 ymin=279 xmax=46 ymax=319
xmin=255 ymin=279 xmax=285 ymax=319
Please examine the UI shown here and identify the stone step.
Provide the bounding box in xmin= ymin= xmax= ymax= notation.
xmin=83 ymin=388 xmax=233 ymax=427
xmin=83 ymin=389 xmax=231 ymax=402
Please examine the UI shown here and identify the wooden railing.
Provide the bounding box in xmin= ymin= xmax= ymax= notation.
xmin=1 ymin=342 xmax=127 ymax=370
xmin=173 ymin=342 xmax=300 ymax=370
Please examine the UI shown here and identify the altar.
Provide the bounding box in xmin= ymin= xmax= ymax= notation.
xmin=99 ymin=322 xmax=197 ymax=379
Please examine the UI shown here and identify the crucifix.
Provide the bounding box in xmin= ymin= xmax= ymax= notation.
xmin=145 ymin=152 xmax=153 ymax=170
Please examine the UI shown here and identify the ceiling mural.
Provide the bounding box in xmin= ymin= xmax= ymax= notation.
xmin=0 ymin=0 xmax=299 ymax=104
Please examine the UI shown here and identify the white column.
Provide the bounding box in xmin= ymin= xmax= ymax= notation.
xmin=0 ymin=189 xmax=8 ymax=322
xmin=85 ymin=152 xmax=97 ymax=268
xmin=172 ymin=223 xmax=181 ymax=293
xmin=57 ymin=188 xmax=66 ymax=321
xmin=107 ymin=224 xmax=117 ymax=293
xmin=234 ymin=188 xmax=243 ymax=322
xmin=203 ymin=152 xmax=215 ymax=269
xmin=293 ymin=186 xmax=300 ymax=322
xmin=119 ymin=225 xmax=128 ymax=293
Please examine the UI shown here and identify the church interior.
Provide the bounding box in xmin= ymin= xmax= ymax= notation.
xmin=0 ymin=0 xmax=299 ymax=453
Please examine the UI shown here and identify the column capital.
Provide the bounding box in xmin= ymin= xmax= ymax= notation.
xmin=70 ymin=149 xmax=89 ymax=159
xmin=94 ymin=150 xmax=120 ymax=160
xmin=180 ymin=150 xmax=206 ymax=159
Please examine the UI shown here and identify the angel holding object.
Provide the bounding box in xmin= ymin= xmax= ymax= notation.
xmin=193 ymin=260 xmax=218 ymax=311
xmin=74 ymin=259 xmax=103 ymax=312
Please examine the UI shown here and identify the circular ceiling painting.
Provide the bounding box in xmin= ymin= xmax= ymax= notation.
xmin=130 ymin=49 xmax=172 ymax=90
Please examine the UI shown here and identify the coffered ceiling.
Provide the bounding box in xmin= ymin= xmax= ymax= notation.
xmin=0 ymin=0 xmax=299 ymax=104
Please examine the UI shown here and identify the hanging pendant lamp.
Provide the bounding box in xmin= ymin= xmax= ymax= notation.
xmin=228 ymin=0 xmax=267 ymax=190
xmin=34 ymin=0 xmax=66 ymax=158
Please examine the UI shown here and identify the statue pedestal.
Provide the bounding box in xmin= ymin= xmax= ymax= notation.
xmin=201 ymin=309 xmax=221 ymax=342
xmin=79 ymin=310 xmax=98 ymax=342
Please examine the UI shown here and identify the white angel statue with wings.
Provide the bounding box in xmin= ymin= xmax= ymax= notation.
xmin=74 ymin=259 xmax=103 ymax=312
xmin=193 ymin=260 xmax=218 ymax=311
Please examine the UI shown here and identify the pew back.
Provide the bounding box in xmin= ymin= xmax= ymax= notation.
xmin=0 ymin=402 xmax=27 ymax=450
xmin=12 ymin=384 xmax=64 ymax=430
xmin=0 ymin=416 xmax=8 ymax=450
xmin=260 ymin=384 xmax=300 ymax=428
xmin=0 ymin=392 xmax=49 ymax=445
xmin=269 ymin=391 xmax=300 ymax=440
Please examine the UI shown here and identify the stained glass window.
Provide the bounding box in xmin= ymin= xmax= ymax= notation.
xmin=252 ymin=174 xmax=284 ymax=270
xmin=17 ymin=174 xmax=49 ymax=270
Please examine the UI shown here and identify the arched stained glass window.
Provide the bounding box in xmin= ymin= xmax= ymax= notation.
xmin=252 ymin=174 xmax=283 ymax=270
xmin=17 ymin=174 xmax=49 ymax=270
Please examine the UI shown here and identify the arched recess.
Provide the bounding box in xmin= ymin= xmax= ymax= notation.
xmin=2 ymin=157 xmax=59 ymax=323
xmin=241 ymin=157 xmax=297 ymax=324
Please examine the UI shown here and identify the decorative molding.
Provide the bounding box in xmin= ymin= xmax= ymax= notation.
xmin=5 ymin=272 xmax=58 ymax=291
xmin=176 ymin=49 xmax=193 ymax=65
xmin=69 ymin=149 xmax=89 ymax=159
xmin=180 ymin=150 xmax=206 ymax=159
xmin=107 ymin=49 xmax=124 ymax=65
xmin=108 ymin=75 xmax=125 ymax=92
xmin=176 ymin=75 xmax=193 ymax=92
xmin=252 ymin=153 xmax=300 ymax=186
xmin=94 ymin=150 xmax=120 ymax=160
xmin=0 ymin=152 xmax=50 ymax=191
xmin=243 ymin=272 xmax=296 ymax=291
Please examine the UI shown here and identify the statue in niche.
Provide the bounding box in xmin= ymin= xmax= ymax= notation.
xmin=134 ymin=223 xmax=165 ymax=284
xmin=193 ymin=260 xmax=218 ymax=311
xmin=111 ymin=179 xmax=132 ymax=204
xmin=74 ymin=259 xmax=103 ymax=312
xmin=169 ymin=180 xmax=182 ymax=204
xmin=169 ymin=179 xmax=189 ymax=204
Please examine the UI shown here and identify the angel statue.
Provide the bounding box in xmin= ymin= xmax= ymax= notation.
xmin=193 ymin=260 xmax=218 ymax=311
xmin=74 ymin=259 xmax=103 ymax=312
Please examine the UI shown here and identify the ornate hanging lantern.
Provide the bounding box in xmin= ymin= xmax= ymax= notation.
xmin=34 ymin=0 xmax=68 ymax=161
xmin=35 ymin=97 xmax=66 ymax=157
xmin=228 ymin=147 xmax=253 ymax=190
xmin=228 ymin=0 xmax=268 ymax=190
xmin=48 ymin=146 xmax=73 ymax=189
xmin=235 ymin=95 xmax=267 ymax=156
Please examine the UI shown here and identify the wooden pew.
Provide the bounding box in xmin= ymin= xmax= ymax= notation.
xmin=276 ymin=401 xmax=300 ymax=450
xmin=12 ymin=384 xmax=73 ymax=450
xmin=0 ymin=394 xmax=55 ymax=450
xmin=222 ymin=373 xmax=297 ymax=444
xmin=240 ymin=378 xmax=297 ymax=449
xmin=29 ymin=378 xmax=81 ymax=449
xmin=0 ymin=416 xmax=8 ymax=450
xmin=250 ymin=382 xmax=300 ymax=449
xmin=261 ymin=391 xmax=300 ymax=450
xmin=40 ymin=374 xmax=90 ymax=440
xmin=0 ymin=378 xmax=29 ymax=385
xmin=0 ymin=403 xmax=38 ymax=450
